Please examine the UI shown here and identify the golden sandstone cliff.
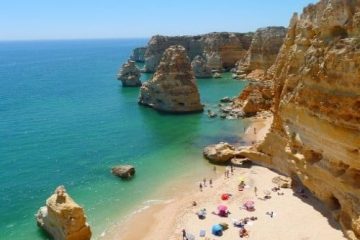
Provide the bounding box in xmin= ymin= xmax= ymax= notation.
xmin=139 ymin=45 xmax=203 ymax=113
xmin=239 ymin=0 xmax=360 ymax=239
xmin=36 ymin=186 xmax=91 ymax=240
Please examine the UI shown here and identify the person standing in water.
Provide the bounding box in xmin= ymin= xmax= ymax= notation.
xmin=209 ymin=179 xmax=213 ymax=188
xmin=199 ymin=183 xmax=203 ymax=192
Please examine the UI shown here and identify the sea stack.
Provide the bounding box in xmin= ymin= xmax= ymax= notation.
xmin=36 ymin=186 xmax=92 ymax=240
xmin=191 ymin=55 xmax=212 ymax=78
xmin=117 ymin=60 xmax=142 ymax=87
xmin=139 ymin=45 xmax=203 ymax=113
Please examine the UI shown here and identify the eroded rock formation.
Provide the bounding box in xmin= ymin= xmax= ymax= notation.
xmin=232 ymin=80 xmax=274 ymax=116
xmin=143 ymin=32 xmax=253 ymax=73
xmin=130 ymin=47 xmax=147 ymax=62
xmin=236 ymin=27 xmax=287 ymax=80
xmin=203 ymin=142 xmax=240 ymax=164
xmin=239 ymin=1 xmax=360 ymax=239
xmin=36 ymin=186 xmax=91 ymax=240
xmin=191 ymin=55 xmax=212 ymax=78
xmin=139 ymin=45 xmax=203 ymax=113
xmin=117 ymin=60 xmax=142 ymax=87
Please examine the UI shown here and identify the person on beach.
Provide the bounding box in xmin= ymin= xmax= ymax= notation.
xmin=230 ymin=165 xmax=234 ymax=175
xmin=199 ymin=183 xmax=203 ymax=192
xmin=254 ymin=186 xmax=258 ymax=196
xmin=182 ymin=229 xmax=187 ymax=240
xmin=203 ymin=178 xmax=206 ymax=187
xmin=254 ymin=127 xmax=256 ymax=134
xmin=213 ymin=166 xmax=216 ymax=172
xmin=209 ymin=178 xmax=213 ymax=187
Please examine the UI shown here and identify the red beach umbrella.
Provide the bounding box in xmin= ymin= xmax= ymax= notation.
xmin=221 ymin=193 xmax=229 ymax=200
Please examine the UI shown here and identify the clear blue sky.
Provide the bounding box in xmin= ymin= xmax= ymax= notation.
xmin=0 ymin=0 xmax=317 ymax=41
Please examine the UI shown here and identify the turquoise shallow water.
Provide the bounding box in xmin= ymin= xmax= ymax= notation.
xmin=0 ymin=39 xmax=247 ymax=239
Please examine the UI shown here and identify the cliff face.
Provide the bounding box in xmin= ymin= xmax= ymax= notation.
xmin=237 ymin=26 xmax=287 ymax=80
xmin=36 ymin=186 xmax=91 ymax=240
xmin=143 ymin=32 xmax=253 ymax=73
xmin=139 ymin=45 xmax=203 ymax=113
xmin=243 ymin=1 xmax=360 ymax=239
xmin=130 ymin=47 xmax=147 ymax=62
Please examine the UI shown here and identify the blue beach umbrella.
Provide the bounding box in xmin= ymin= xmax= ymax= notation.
xmin=211 ymin=224 xmax=223 ymax=236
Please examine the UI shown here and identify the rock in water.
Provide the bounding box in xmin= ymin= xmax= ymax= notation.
xmin=191 ymin=55 xmax=212 ymax=78
xmin=35 ymin=186 xmax=91 ymax=240
xmin=111 ymin=165 xmax=135 ymax=179
xmin=117 ymin=60 xmax=142 ymax=87
xmin=139 ymin=45 xmax=203 ymax=113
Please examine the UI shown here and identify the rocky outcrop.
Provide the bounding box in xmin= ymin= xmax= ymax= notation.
xmin=111 ymin=165 xmax=135 ymax=179
xmin=139 ymin=45 xmax=203 ymax=113
xmin=232 ymin=80 xmax=274 ymax=116
xmin=143 ymin=32 xmax=253 ymax=72
xmin=241 ymin=1 xmax=360 ymax=239
xmin=236 ymin=27 xmax=287 ymax=80
xmin=117 ymin=60 xmax=142 ymax=87
xmin=203 ymin=142 xmax=240 ymax=164
xmin=191 ymin=55 xmax=212 ymax=78
xmin=130 ymin=47 xmax=147 ymax=62
xmin=36 ymin=186 xmax=91 ymax=240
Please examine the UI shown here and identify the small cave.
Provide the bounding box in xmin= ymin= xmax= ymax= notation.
xmin=328 ymin=195 xmax=341 ymax=211
xmin=329 ymin=26 xmax=348 ymax=39
xmin=304 ymin=149 xmax=323 ymax=165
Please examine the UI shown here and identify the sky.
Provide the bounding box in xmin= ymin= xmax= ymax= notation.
xmin=0 ymin=0 xmax=318 ymax=41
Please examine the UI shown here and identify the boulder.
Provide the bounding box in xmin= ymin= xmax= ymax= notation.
xmin=191 ymin=55 xmax=212 ymax=78
xmin=272 ymin=176 xmax=292 ymax=188
xmin=213 ymin=72 xmax=222 ymax=78
xmin=139 ymin=45 xmax=203 ymax=113
xmin=203 ymin=142 xmax=239 ymax=164
xmin=35 ymin=186 xmax=92 ymax=240
xmin=111 ymin=165 xmax=135 ymax=179
xmin=220 ymin=97 xmax=232 ymax=103
xmin=117 ymin=60 xmax=142 ymax=87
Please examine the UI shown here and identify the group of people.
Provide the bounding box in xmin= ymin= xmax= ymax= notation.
xmin=225 ymin=165 xmax=234 ymax=178
xmin=199 ymin=178 xmax=213 ymax=192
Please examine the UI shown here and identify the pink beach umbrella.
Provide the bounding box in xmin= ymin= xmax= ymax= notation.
xmin=244 ymin=200 xmax=255 ymax=209
xmin=217 ymin=205 xmax=228 ymax=211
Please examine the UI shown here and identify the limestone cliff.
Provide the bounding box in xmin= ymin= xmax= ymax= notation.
xmin=130 ymin=47 xmax=147 ymax=62
xmin=143 ymin=32 xmax=253 ymax=73
xmin=240 ymin=1 xmax=360 ymax=239
xmin=139 ymin=45 xmax=203 ymax=113
xmin=36 ymin=186 xmax=91 ymax=240
xmin=236 ymin=26 xmax=287 ymax=80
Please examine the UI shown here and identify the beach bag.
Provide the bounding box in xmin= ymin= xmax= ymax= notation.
xmin=199 ymin=229 xmax=206 ymax=237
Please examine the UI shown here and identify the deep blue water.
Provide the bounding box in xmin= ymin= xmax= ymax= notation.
xmin=0 ymin=39 xmax=247 ymax=239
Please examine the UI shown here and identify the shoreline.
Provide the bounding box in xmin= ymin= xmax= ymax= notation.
xmin=100 ymin=113 xmax=345 ymax=240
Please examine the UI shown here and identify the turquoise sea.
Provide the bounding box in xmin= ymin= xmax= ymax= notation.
xmin=0 ymin=39 xmax=247 ymax=239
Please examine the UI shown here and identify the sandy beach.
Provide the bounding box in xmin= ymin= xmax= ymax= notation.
xmin=101 ymin=114 xmax=346 ymax=240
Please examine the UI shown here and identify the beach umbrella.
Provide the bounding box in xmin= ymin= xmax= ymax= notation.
xmin=211 ymin=224 xmax=223 ymax=236
xmin=217 ymin=205 xmax=228 ymax=211
xmin=244 ymin=200 xmax=255 ymax=209
xmin=221 ymin=193 xmax=229 ymax=200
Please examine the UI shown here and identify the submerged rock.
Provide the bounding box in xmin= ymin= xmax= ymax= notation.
xmin=36 ymin=186 xmax=91 ymax=240
xmin=139 ymin=45 xmax=203 ymax=113
xmin=111 ymin=165 xmax=135 ymax=179
xmin=117 ymin=60 xmax=142 ymax=87
xmin=191 ymin=55 xmax=212 ymax=78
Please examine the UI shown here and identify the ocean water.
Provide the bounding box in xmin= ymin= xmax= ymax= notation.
xmin=0 ymin=39 xmax=247 ymax=240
